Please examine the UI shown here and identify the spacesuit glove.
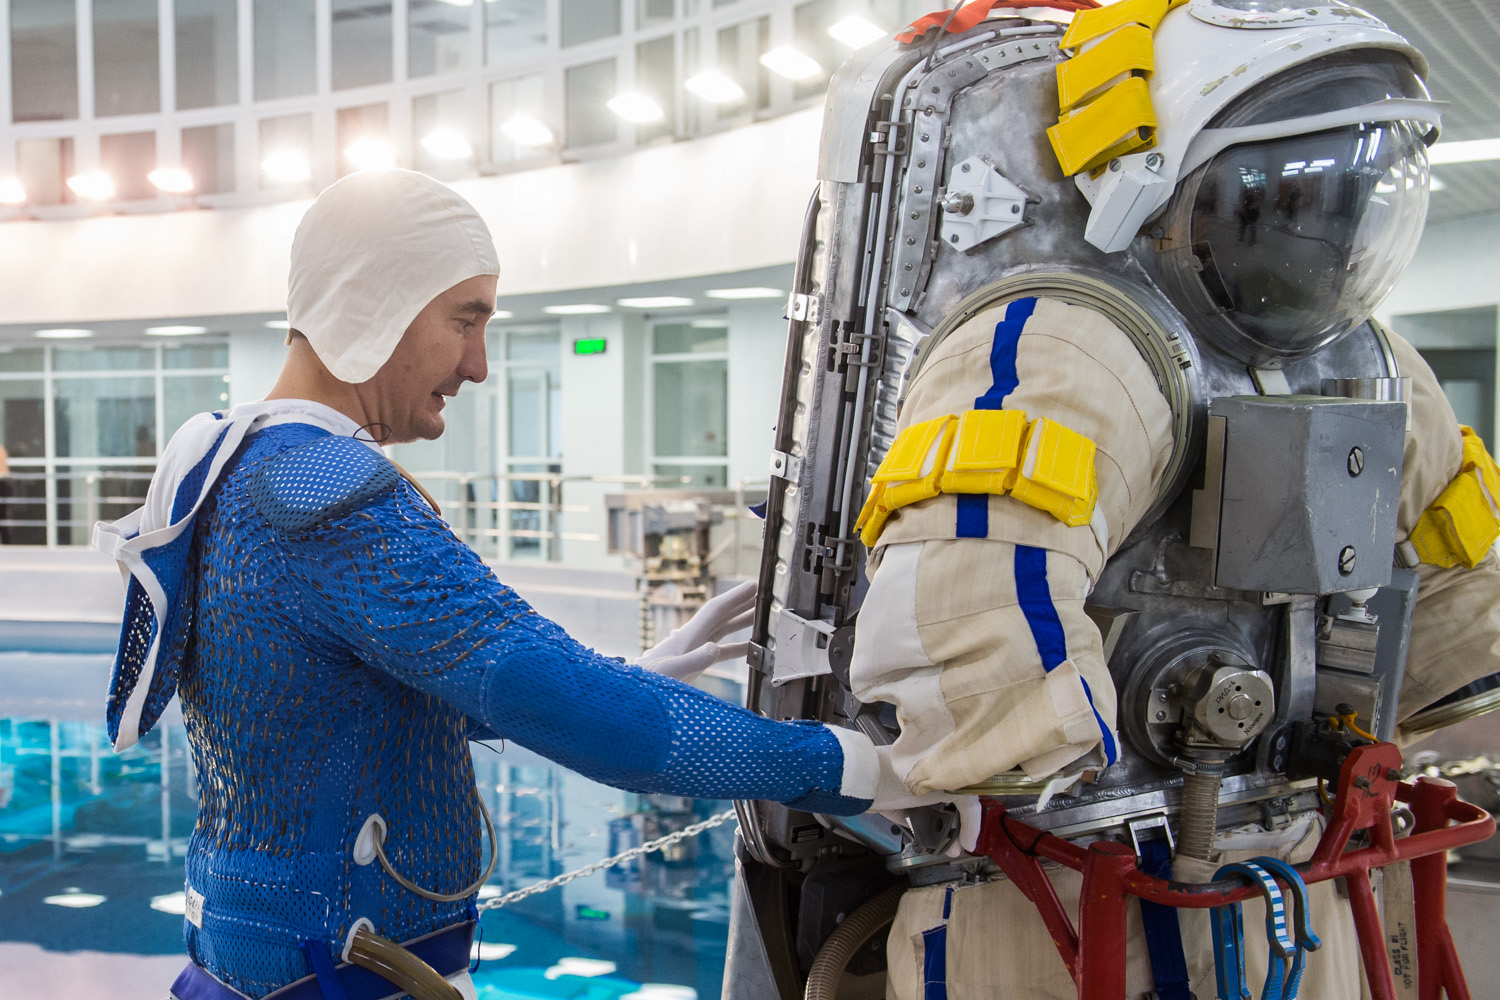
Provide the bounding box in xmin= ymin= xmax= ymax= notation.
xmin=869 ymin=744 xmax=982 ymax=857
xmin=631 ymin=579 xmax=756 ymax=681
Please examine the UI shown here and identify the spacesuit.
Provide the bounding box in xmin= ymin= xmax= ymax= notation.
xmin=731 ymin=2 xmax=1500 ymax=998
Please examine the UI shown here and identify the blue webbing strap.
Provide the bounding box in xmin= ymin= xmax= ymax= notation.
xmin=955 ymin=296 xmax=1036 ymax=539
xmin=299 ymin=941 xmax=351 ymax=1000
xmin=1012 ymin=545 xmax=1119 ymax=765
xmin=1136 ymin=838 xmax=1192 ymax=1000
xmin=920 ymin=887 xmax=954 ymax=1000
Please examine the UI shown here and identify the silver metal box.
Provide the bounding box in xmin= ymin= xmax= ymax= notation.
xmin=1203 ymin=396 xmax=1406 ymax=595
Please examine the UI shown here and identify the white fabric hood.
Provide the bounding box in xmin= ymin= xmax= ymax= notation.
xmin=287 ymin=169 xmax=500 ymax=383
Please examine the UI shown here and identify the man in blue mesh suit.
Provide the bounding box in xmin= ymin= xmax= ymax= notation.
xmin=93 ymin=170 xmax=973 ymax=1000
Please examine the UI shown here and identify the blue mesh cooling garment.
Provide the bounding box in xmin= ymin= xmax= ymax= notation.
xmin=106 ymin=420 xmax=863 ymax=998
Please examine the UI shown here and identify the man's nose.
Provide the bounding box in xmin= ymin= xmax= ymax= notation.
xmin=459 ymin=334 xmax=489 ymax=384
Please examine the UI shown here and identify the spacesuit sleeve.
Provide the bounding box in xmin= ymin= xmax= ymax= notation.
xmin=1385 ymin=332 xmax=1500 ymax=730
xmin=849 ymin=297 xmax=1175 ymax=793
xmin=275 ymin=483 xmax=877 ymax=815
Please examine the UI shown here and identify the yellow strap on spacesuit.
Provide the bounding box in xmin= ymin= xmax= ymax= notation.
xmin=1047 ymin=0 xmax=1192 ymax=177
xmin=1407 ymin=426 xmax=1500 ymax=569
xmin=856 ymin=409 xmax=1098 ymax=546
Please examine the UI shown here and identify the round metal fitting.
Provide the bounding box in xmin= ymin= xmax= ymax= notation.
xmin=1185 ymin=662 xmax=1276 ymax=749
xmin=1108 ymin=158 xmax=1122 ymax=172
xmin=1145 ymin=152 xmax=1164 ymax=170
xmin=942 ymin=191 xmax=974 ymax=216
xmin=1348 ymin=447 xmax=1365 ymax=477
xmin=1339 ymin=545 xmax=1357 ymax=575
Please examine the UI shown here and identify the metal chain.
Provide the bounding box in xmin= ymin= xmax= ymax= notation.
xmin=476 ymin=808 xmax=737 ymax=911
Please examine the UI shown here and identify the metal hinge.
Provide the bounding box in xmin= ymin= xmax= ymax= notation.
xmin=769 ymin=449 xmax=802 ymax=482
xmin=869 ymin=120 xmax=910 ymax=157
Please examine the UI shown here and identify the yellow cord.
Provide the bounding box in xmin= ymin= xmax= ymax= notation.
xmin=1330 ymin=710 xmax=1377 ymax=742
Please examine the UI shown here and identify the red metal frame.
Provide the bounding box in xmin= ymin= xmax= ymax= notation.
xmin=976 ymin=743 xmax=1495 ymax=1000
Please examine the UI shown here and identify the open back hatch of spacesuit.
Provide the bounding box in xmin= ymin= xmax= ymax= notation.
xmin=726 ymin=1 xmax=1500 ymax=997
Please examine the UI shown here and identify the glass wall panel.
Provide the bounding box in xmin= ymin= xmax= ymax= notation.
xmin=57 ymin=462 xmax=152 ymax=543
xmin=336 ymin=102 xmax=390 ymax=176
xmin=653 ymin=323 xmax=726 ymax=354
xmin=502 ymin=328 xmax=561 ymax=559
xmin=560 ymin=0 xmax=620 ymax=48
xmin=413 ymin=89 xmax=471 ymax=178
xmin=10 ymin=0 xmax=79 ymax=123
xmin=0 ymin=348 xmax=43 ymax=373
xmin=53 ymin=345 xmax=155 ymax=372
xmin=565 ymin=58 xmax=617 ymax=148
xmin=53 ymin=376 xmax=157 ymax=459
xmin=94 ymin=0 xmax=161 ymax=116
xmin=716 ymin=17 xmax=770 ymax=117
xmin=163 ymin=374 xmax=229 ymax=435
xmin=409 ymin=0 xmax=471 ymax=78
xmin=652 ymin=462 xmax=726 ymax=487
xmin=639 ymin=0 xmax=675 ymax=27
xmin=654 ymin=358 xmax=727 ymax=457
xmin=254 ymin=0 xmax=316 ymax=100
xmin=635 ymin=34 xmax=675 ymax=144
xmin=100 ymin=131 xmax=158 ymax=201
xmin=258 ymin=113 xmax=314 ymax=188
xmin=485 ymin=0 xmax=547 ymax=66
xmin=162 ymin=342 xmax=228 ymax=369
xmin=0 ymin=378 xmax=46 ymax=544
xmin=489 ymin=74 xmax=547 ymax=165
xmin=16 ymin=137 xmax=75 ymax=206
xmin=181 ymin=124 xmax=235 ymax=195
xmin=175 ymin=0 xmax=238 ymax=110
xmin=332 ymin=0 xmax=393 ymax=91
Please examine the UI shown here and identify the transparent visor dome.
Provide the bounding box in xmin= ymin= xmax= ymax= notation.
xmin=1181 ymin=119 xmax=1430 ymax=362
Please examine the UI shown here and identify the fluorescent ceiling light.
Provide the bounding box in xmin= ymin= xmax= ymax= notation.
xmin=477 ymin=884 xmax=503 ymax=900
xmin=264 ymin=319 xmax=292 ymax=330
xmin=420 ymin=128 xmax=473 ymax=160
xmin=1427 ymin=137 xmax=1500 ymax=165
xmin=345 ymin=138 xmax=396 ymax=171
xmin=542 ymin=303 xmax=611 ymax=315
xmin=0 ymin=177 xmax=26 ymax=205
xmin=35 ymin=328 xmax=93 ymax=339
xmin=706 ymin=286 xmax=784 ymax=299
xmin=691 ymin=318 xmax=730 ymax=328
xmin=67 ymin=171 xmax=115 ymax=201
xmin=544 ymin=958 xmax=617 ymax=980
xmin=471 ymin=942 xmax=516 ymax=961
xmin=146 ymin=325 xmax=208 ymax=337
xmin=684 ymin=71 xmax=745 ymax=104
xmin=502 ymin=115 xmax=556 ymax=148
xmin=489 ymin=309 xmax=514 ymax=320
xmin=1430 ymin=174 xmax=1447 ymax=192
xmin=149 ymin=167 xmax=195 ymax=194
xmin=435 ymin=0 xmax=473 ymax=5
xmin=607 ymin=92 xmax=665 ymax=124
xmin=44 ymin=891 xmax=107 ymax=908
xmin=828 ymin=15 xmax=887 ymax=48
xmin=617 ymin=296 xmax=694 ymax=308
xmin=150 ymin=892 xmax=187 ymax=915
xmin=262 ymin=150 xmax=311 ymax=184
xmin=760 ymin=46 xmax=822 ymax=81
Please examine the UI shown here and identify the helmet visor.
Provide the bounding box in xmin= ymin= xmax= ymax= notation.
xmin=1183 ymin=119 xmax=1430 ymax=360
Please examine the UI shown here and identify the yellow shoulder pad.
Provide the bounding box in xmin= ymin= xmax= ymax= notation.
xmin=1060 ymin=0 xmax=1167 ymax=49
xmin=1056 ymin=24 xmax=1155 ymax=113
xmin=1047 ymin=75 xmax=1156 ymax=177
xmin=1411 ymin=426 xmax=1500 ymax=569
xmin=1010 ymin=417 xmax=1098 ymax=527
xmin=872 ymin=415 xmax=956 ymax=484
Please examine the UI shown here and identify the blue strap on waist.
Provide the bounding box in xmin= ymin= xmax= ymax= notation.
xmin=168 ymin=921 xmax=474 ymax=1000
xmin=1137 ymin=837 xmax=1192 ymax=1000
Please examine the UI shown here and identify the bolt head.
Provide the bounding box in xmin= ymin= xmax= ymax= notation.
xmin=1109 ymin=158 xmax=1122 ymax=172
xmin=1146 ymin=152 xmax=1164 ymax=170
xmin=1347 ymin=446 xmax=1364 ymax=477
xmin=1338 ymin=545 xmax=1357 ymax=575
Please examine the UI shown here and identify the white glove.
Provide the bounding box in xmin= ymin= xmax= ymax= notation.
xmin=632 ymin=580 xmax=756 ymax=680
xmin=871 ymin=744 xmax=982 ymax=857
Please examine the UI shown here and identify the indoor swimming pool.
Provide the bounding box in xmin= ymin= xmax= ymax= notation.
xmin=0 ymin=634 xmax=733 ymax=1000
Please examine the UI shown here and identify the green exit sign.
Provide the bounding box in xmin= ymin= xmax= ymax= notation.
xmin=573 ymin=337 xmax=608 ymax=356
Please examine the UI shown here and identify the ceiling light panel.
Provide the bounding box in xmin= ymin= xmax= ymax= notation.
xmin=35 ymin=328 xmax=94 ymax=339
xmin=828 ymin=15 xmax=887 ymax=48
xmin=149 ymin=167 xmax=195 ymax=193
xmin=345 ymin=139 xmax=396 ymax=170
xmin=684 ymin=71 xmax=745 ymax=104
xmin=759 ymin=47 xmax=823 ymax=81
xmin=617 ymin=296 xmax=694 ymax=308
xmin=67 ymin=171 xmax=115 ymax=201
xmin=1427 ymin=137 xmax=1500 ymax=165
xmin=607 ymin=92 xmax=665 ymax=124
xmin=145 ymin=325 xmax=209 ymax=337
xmin=262 ymin=150 xmax=311 ymax=184
xmin=420 ymin=129 xmax=473 ymax=160
xmin=0 ymin=177 xmax=27 ymax=204
xmin=705 ymin=286 xmax=784 ymax=299
xmin=542 ymin=304 xmax=611 ymax=315
xmin=501 ymin=115 xmax=555 ymax=147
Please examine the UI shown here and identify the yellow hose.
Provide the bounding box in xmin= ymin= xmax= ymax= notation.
xmin=345 ymin=925 xmax=463 ymax=1000
xmin=803 ymin=885 xmax=905 ymax=1000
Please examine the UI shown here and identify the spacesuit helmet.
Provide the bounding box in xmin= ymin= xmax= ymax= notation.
xmin=1155 ymin=49 xmax=1435 ymax=366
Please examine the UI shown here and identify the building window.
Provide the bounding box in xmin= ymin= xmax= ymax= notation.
xmin=10 ymin=0 xmax=80 ymax=123
xmin=560 ymin=0 xmax=621 ymax=48
xmin=15 ymin=137 xmax=75 ymax=206
xmin=565 ymin=58 xmax=617 ymax=149
xmin=0 ymin=340 xmax=229 ymax=546
xmin=181 ymin=123 xmax=236 ymax=195
xmin=485 ymin=0 xmax=548 ymax=67
xmin=175 ymin=0 xmax=239 ymax=110
xmin=501 ymin=327 xmax=562 ymax=559
xmin=651 ymin=319 xmax=728 ymax=488
xmin=489 ymin=74 xmax=547 ymax=166
xmin=635 ymin=34 xmax=676 ymax=145
xmin=100 ymin=131 xmax=158 ymax=201
xmin=336 ymin=102 xmax=390 ymax=176
xmin=409 ymin=0 xmax=472 ymax=78
xmin=258 ymin=113 xmax=314 ymax=189
xmin=412 ymin=89 xmax=470 ymax=179
xmin=94 ymin=0 xmax=162 ymax=117
xmin=254 ymin=0 xmax=317 ymax=101
xmin=332 ymin=0 xmax=394 ymax=91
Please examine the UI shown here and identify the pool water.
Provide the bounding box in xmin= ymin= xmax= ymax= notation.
xmin=0 ymin=653 xmax=736 ymax=1000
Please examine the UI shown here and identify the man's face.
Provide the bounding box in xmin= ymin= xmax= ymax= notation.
xmin=367 ymin=273 xmax=496 ymax=443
